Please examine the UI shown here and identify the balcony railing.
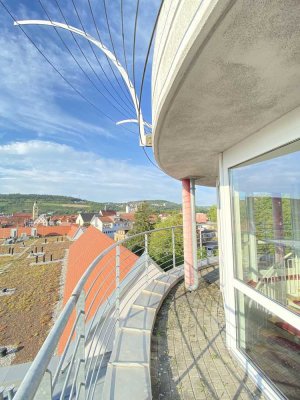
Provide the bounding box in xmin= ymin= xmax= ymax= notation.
xmin=10 ymin=225 xmax=214 ymax=400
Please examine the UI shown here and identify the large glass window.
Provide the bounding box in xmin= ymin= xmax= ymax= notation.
xmin=236 ymin=291 xmax=300 ymax=400
xmin=231 ymin=140 xmax=300 ymax=311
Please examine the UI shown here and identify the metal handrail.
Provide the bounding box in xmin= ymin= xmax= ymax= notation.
xmin=13 ymin=225 xmax=188 ymax=400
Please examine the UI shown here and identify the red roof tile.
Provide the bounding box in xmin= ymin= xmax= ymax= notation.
xmin=119 ymin=213 xmax=135 ymax=222
xmin=99 ymin=216 xmax=114 ymax=223
xmin=66 ymin=224 xmax=80 ymax=239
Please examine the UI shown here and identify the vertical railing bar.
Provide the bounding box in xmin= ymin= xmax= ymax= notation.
xmin=59 ymin=336 xmax=82 ymax=400
xmin=68 ymin=357 xmax=83 ymax=400
xmin=52 ymin=312 xmax=82 ymax=387
xmin=172 ymin=227 xmax=176 ymax=269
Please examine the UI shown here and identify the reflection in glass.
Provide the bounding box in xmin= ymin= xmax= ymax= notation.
xmin=231 ymin=140 xmax=300 ymax=312
xmin=236 ymin=291 xmax=300 ymax=400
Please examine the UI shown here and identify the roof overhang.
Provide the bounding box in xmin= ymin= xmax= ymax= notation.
xmin=152 ymin=0 xmax=300 ymax=186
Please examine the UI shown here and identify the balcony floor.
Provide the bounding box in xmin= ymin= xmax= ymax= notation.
xmin=151 ymin=266 xmax=266 ymax=400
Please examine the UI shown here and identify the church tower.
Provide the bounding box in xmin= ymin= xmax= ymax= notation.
xmin=32 ymin=200 xmax=38 ymax=221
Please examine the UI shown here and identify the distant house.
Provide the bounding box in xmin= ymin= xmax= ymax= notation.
xmin=34 ymin=214 xmax=49 ymax=226
xmin=91 ymin=214 xmax=134 ymax=239
xmin=125 ymin=203 xmax=138 ymax=213
xmin=114 ymin=229 xmax=130 ymax=242
xmin=158 ymin=213 xmax=171 ymax=221
xmin=119 ymin=212 xmax=135 ymax=223
xmin=76 ymin=213 xmax=96 ymax=226
xmin=196 ymin=213 xmax=208 ymax=224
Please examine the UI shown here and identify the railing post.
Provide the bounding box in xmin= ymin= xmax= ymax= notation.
xmin=76 ymin=291 xmax=85 ymax=400
xmin=172 ymin=228 xmax=176 ymax=269
xmin=33 ymin=371 xmax=52 ymax=400
xmin=198 ymin=225 xmax=202 ymax=259
xmin=145 ymin=234 xmax=149 ymax=283
xmin=116 ymin=245 xmax=120 ymax=331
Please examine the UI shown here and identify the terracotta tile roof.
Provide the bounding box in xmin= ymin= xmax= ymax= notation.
xmin=58 ymin=226 xmax=138 ymax=353
xmin=196 ymin=213 xmax=208 ymax=223
xmin=100 ymin=210 xmax=117 ymax=217
xmin=119 ymin=213 xmax=135 ymax=222
xmin=67 ymin=224 xmax=80 ymax=239
xmin=51 ymin=215 xmax=77 ymax=223
xmin=37 ymin=225 xmax=74 ymax=236
xmin=99 ymin=216 xmax=114 ymax=223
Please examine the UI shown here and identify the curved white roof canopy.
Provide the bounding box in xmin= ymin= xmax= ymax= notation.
xmin=152 ymin=0 xmax=300 ymax=187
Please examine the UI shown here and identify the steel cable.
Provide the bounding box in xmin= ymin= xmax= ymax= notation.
xmin=87 ymin=0 xmax=134 ymax=109
xmin=38 ymin=0 xmax=132 ymax=120
xmin=69 ymin=0 xmax=135 ymax=116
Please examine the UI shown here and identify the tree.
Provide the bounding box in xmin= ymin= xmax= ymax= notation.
xmin=131 ymin=202 xmax=154 ymax=233
xmin=149 ymin=213 xmax=183 ymax=270
xmin=126 ymin=203 xmax=155 ymax=255
xmin=208 ymin=205 xmax=217 ymax=222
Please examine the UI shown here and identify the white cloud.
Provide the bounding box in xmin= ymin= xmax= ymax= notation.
xmin=0 ymin=15 xmax=119 ymax=143
xmin=0 ymin=140 xmax=215 ymax=205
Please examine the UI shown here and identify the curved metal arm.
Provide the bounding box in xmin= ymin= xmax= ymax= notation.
xmin=116 ymin=119 xmax=152 ymax=129
xmin=14 ymin=19 xmax=148 ymax=146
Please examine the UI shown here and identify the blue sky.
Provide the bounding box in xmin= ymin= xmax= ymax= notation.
xmin=0 ymin=0 xmax=216 ymax=205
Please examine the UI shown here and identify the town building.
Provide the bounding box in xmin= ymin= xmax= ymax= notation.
xmin=91 ymin=213 xmax=134 ymax=239
xmin=152 ymin=2 xmax=300 ymax=399
xmin=34 ymin=214 xmax=49 ymax=226
xmin=125 ymin=203 xmax=138 ymax=213
xmin=114 ymin=229 xmax=130 ymax=242
xmin=76 ymin=212 xmax=97 ymax=226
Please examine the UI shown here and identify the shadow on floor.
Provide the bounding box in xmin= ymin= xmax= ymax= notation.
xmin=151 ymin=266 xmax=265 ymax=400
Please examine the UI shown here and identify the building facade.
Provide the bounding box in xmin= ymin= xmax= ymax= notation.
xmin=91 ymin=214 xmax=133 ymax=239
xmin=152 ymin=1 xmax=300 ymax=399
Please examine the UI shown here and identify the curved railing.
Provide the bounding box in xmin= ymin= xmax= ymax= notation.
xmin=12 ymin=224 xmax=209 ymax=400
